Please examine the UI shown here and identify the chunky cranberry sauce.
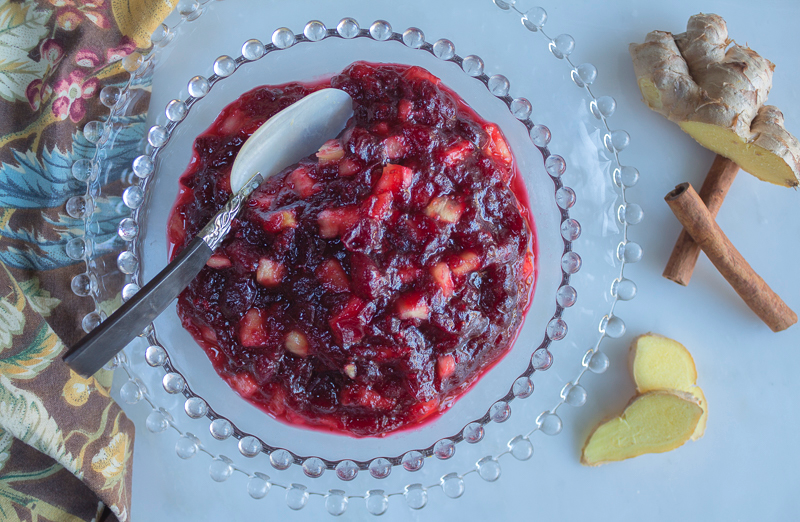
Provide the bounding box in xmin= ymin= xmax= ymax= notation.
xmin=168 ymin=62 xmax=535 ymax=436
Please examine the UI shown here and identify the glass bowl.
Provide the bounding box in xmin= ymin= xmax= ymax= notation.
xmin=73 ymin=4 xmax=641 ymax=515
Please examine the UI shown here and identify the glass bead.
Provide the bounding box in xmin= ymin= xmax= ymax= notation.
xmin=617 ymin=241 xmax=642 ymax=263
xmin=550 ymin=34 xmax=575 ymax=59
xmin=441 ymin=473 xmax=464 ymax=498
xmin=187 ymin=76 xmax=209 ymax=98
xmin=619 ymin=166 xmax=640 ymax=187
xmin=241 ymin=39 xmax=265 ymax=60
xmin=117 ymin=218 xmax=138 ymax=241
xmin=150 ymin=23 xmax=167 ymax=44
xmin=618 ymin=203 xmax=643 ymax=225
xmin=610 ymin=130 xmax=631 ymax=151
xmin=145 ymin=410 xmax=168 ymax=433
xmin=547 ymin=318 xmax=568 ymax=340
xmin=165 ymin=99 xmax=187 ymax=122
xmin=432 ymin=39 xmax=455 ymax=60
xmin=162 ymin=372 xmax=185 ymax=394
xmin=577 ymin=63 xmax=597 ymax=85
xmin=521 ymin=7 xmax=547 ymax=31
xmin=239 ymin=436 xmax=261 ymax=458
xmin=463 ymin=422 xmax=484 ymax=444
xmin=71 ymin=159 xmax=92 ymax=182
xmin=335 ymin=460 xmax=358 ymax=481
xmin=532 ymin=348 xmax=553 ymax=370
xmin=144 ymin=345 xmax=165 ymax=367
xmin=272 ymin=28 xmax=295 ymax=49
xmin=490 ymin=400 xmax=510 ymax=423
xmin=612 ymin=278 xmax=637 ymax=301
xmin=121 ymin=283 xmax=139 ymax=302
xmin=561 ymin=251 xmax=582 ymax=274
xmin=564 ymin=383 xmax=588 ymax=407
xmin=209 ymin=418 xmax=233 ymax=440
xmin=270 ymin=449 xmax=292 ymax=470
xmin=213 ymin=56 xmax=235 ymax=77
xmin=433 ymin=439 xmax=455 ymax=460
xmin=304 ymin=20 xmax=327 ymax=42
xmin=183 ymin=397 xmax=207 ymax=419
xmin=493 ymin=0 xmax=516 ymax=9
xmin=401 ymin=451 xmax=424 ymax=472
xmin=336 ymin=18 xmax=359 ymax=39
xmin=70 ymin=274 xmax=92 ymax=297
xmin=121 ymin=52 xmax=143 ymax=72
xmin=404 ymin=484 xmax=427 ymax=510
xmin=555 ymin=187 xmax=576 ymax=210
xmin=325 ymin=490 xmax=348 ymax=516
xmin=365 ymin=490 xmax=389 ymax=516
xmin=286 ymin=484 xmax=309 ymax=510
xmin=510 ymin=97 xmax=532 ymax=120
xmin=119 ymin=380 xmax=141 ymax=404
xmin=147 ymin=125 xmax=168 ymax=148
xmin=538 ymin=411 xmax=562 ymax=435
xmin=247 ymin=473 xmax=270 ymax=499
xmin=122 ymin=186 xmax=144 ymax=209
xmin=508 ymin=435 xmax=533 ymax=460
xmin=585 ymin=350 xmax=609 ymax=373
xmin=117 ymin=251 xmax=137 ymax=274
xmin=556 ymin=284 xmax=577 ymax=307
xmin=461 ymin=55 xmax=484 ymax=77
xmin=369 ymin=20 xmax=392 ymax=41
xmin=175 ymin=434 xmax=198 ymax=459
xmin=132 ymin=155 xmax=154 ymax=178
xmin=488 ymin=74 xmax=510 ymax=96
xmin=545 ymin=154 xmax=566 ymax=177
xmin=209 ymin=456 xmax=233 ymax=482
xmin=477 ymin=457 xmax=501 ymax=481
xmin=402 ymin=27 xmax=424 ymax=48
xmin=99 ymin=86 xmax=120 ymax=107
xmin=66 ymin=195 xmax=89 ymax=218
xmin=65 ymin=237 xmax=86 ymax=260
xmin=81 ymin=311 xmax=101 ymax=333
xmin=513 ymin=376 xmax=533 ymax=398
xmin=603 ymin=315 xmax=626 ymax=338
xmin=302 ymin=457 xmax=325 ymax=478
xmin=592 ymin=95 xmax=616 ymax=119
xmin=103 ymin=352 xmax=121 ymax=370
xmin=177 ymin=0 xmax=199 ymax=17
xmin=530 ymin=124 xmax=551 ymax=147
xmin=368 ymin=458 xmax=391 ymax=479
xmin=560 ymin=218 xmax=581 ymax=241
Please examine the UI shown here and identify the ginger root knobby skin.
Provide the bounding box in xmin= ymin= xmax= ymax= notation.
xmin=630 ymin=13 xmax=800 ymax=187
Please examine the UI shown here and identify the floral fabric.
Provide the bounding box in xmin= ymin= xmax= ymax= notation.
xmin=0 ymin=0 xmax=175 ymax=520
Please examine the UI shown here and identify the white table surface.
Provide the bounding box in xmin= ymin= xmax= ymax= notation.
xmin=116 ymin=0 xmax=800 ymax=520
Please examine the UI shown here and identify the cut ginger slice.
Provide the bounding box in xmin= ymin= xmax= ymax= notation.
xmin=631 ymin=333 xmax=707 ymax=440
xmin=581 ymin=390 xmax=702 ymax=466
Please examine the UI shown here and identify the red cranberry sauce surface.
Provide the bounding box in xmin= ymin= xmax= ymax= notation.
xmin=168 ymin=62 xmax=535 ymax=437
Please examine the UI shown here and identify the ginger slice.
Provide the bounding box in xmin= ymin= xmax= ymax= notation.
xmin=581 ymin=391 xmax=702 ymax=466
xmin=630 ymin=13 xmax=800 ymax=187
xmin=630 ymin=334 xmax=707 ymax=440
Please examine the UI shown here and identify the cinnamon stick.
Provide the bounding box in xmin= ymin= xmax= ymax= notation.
xmin=663 ymin=155 xmax=740 ymax=285
xmin=665 ymin=183 xmax=797 ymax=332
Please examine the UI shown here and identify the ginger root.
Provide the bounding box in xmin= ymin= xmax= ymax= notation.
xmin=580 ymin=391 xmax=702 ymax=466
xmin=581 ymin=334 xmax=707 ymax=466
xmin=630 ymin=13 xmax=800 ymax=187
xmin=631 ymin=334 xmax=707 ymax=440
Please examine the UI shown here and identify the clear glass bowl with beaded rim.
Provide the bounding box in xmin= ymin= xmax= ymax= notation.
xmin=80 ymin=7 xmax=642 ymax=513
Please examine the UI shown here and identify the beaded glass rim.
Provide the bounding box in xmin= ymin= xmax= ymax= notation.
xmin=136 ymin=19 xmax=576 ymax=469
xmin=68 ymin=1 xmax=643 ymax=515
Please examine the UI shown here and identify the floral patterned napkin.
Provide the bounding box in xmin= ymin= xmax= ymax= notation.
xmin=0 ymin=1 xmax=174 ymax=520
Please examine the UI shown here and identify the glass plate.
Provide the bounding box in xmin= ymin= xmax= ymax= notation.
xmin=72 ymin=1 xmax=642 ymax=515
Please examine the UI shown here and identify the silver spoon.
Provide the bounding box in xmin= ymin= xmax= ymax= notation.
xmin=64 ymin=88 xmax=354 ymax=377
